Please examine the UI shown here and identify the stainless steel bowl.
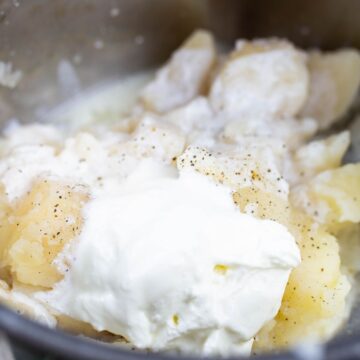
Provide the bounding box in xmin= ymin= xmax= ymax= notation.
xmin=0 ymin=0 xmax=359 ymax=359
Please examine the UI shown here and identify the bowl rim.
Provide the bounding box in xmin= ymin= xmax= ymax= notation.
xmin=0 ymin=304 xmax=359 ymax=360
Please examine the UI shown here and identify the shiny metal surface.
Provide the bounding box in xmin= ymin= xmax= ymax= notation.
xmin=0 ymin=0 xmax=208 ymax=123
xmin=0 ymin=333 xmax=14 ymax=360
xmin=0 ymin=0 xmax=359 ymax=359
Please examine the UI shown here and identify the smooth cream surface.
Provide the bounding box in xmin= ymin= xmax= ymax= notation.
xmin=39 ymin=160 xmax=301 ymax=356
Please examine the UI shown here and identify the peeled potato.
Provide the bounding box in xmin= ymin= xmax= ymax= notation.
xmin=140 ymin=30 xmax=216 ymax=113
xmin=178 ymin=145 xmax=291 ymax=226
xmin=309 ymin=164 xmax=360 ymax=224
xmin=0 ymin=180 xmax=87 ymax=288
xmin=114 ymin=114 xmax=186 ymax=163
xmin=209 ymin=38 xmax=309 ymax=120
xmin=263 ymin=164 xmax=360 ymax=351
xmin=222 ymin=117 xmax=318 ymax=150
xmin=294 ymin=131 xmax=351 ymax=181
xmin=334 ymin=223 xmax=360 ymax=274
xmin=164 ymin=96 xmax=214 ymax=135
xmin=255 ymin=218 xmax=350 ymax=350
xmin=0 ymin=280 xmax=57 ymax=327
xmin=232 ymin=188 xmax=291 ymax=226
xmin=178 ymin=145 xmax=289 ymax=197
xmin=300 ymin=49 xmax=360 ymax=129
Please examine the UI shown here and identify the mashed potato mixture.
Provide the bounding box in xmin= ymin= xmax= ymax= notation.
xmin=0 ymin=30 xmax=360 ymax=356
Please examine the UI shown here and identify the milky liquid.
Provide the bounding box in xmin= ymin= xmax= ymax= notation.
xmin=47 ymin=72 xmax=153 ymax=133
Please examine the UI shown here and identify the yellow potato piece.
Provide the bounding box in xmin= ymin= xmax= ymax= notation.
xmin=223 ymin=117 xmax=318 ymax=151
xmin=140 ymin=30 xmax=216 ymax=113
xmin=294 ymin=131 xmax=351 ymax=180
xmin=334 ymin=223 xmax=360 ymax=275
xmin=178 ymin=145 xmax=292 ymax=229
xmin=115 ymin=115 xmax=186 ymax=163
xmin=0 ymin=180 xmax=88 ymax=288
xmin=255 ymin=217 xmax=350 ymax=350
xmin=0 ymin=280 xmax=57 ymax=327
xmin=178 ymin=146 xmax=288 ymax=197
xmin=301 ymin=49 xmax=360 ymax=129
xmin=232 ymin=188 xmax=290 ymax=226
xmin=209 ymin=38 xmax=309 ymax=119
xmin=310 ymin=164 xmax=360 ymax=224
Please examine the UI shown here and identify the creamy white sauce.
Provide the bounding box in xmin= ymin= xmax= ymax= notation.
xmin=47 ymin=72 xmax=152 ymax=132
xmin=38 ymin=160 xmax=300 ymax=356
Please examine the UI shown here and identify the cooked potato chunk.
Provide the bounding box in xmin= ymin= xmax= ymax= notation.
xmin=334 ymin=223 xmax=360 ymax=274
xmin=291 ymin=164 xmax=360 ymax=227
xmin=0 ymin=280 xmax=57 ymax=326
xmin=309 ymin=164 xmax=360 ymax=224
xmin=0 ymin=180 xmax=87 ymax=288
xmin=164 ymin=97 xmax=214 ymax=134
xmin=300 ymin=49 xmax=360 ymax=129
xmin=178 ymin=145 xmax=288 ymax=197
xmin=140 ymin=30 xmax=216 ymax=113
xmin=294 ymin=131 xmax=351 ymax=180
xmin=222 ymin=117 xmax=317 ymax=150
xmin=178 ymin=146 xmax=291 ymax=225
xmin=209 ymin=39 xmax=309 ymax=119
xmin=232 ymin=188 xmax=290 ymax=226
xmin=255 ymin=226 xmax=350 ymax=350
xmin=114 ymin=115 xmax=186 ymax=163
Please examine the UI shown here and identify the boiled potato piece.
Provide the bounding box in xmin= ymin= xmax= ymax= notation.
xmin=164 ymin=97 xmax=214 ymax=135
xmin=114 ymin=115 xmax=186 ymax=163
xmin=0 ymin=280 xmax=57 ymax=327
xmin=178 ymin=145 xmax=289 ymax=197
xmin=222 ymin=117 xmax=317 ymax=150
xmin=209 ymin=38 xmax=309 ymax=120
xmin=178 ymin=146 xmax=291 ymax=225
xmin=163 ymin=97 xmax=219 ymax=146
xmin=0 ymin=180 xmax=88 ymax=288
xmin=255 ymin=226 xmax=350 ymax=350
xmin=232 ymin=188 xmax=291 ymax=226
xmin=294 ymin=131 xmax=351 ymax=180
xmin=291 ymin=164 xmax=360 ymax=227
xmin=334 ymin=223 xmax=360 ymax=274
xmin=140 ymin=30 xmax=216 ymax=113
xmin=300 ymin=49 xmax=360 ymax=129
xmin=309 ymin=164 xmax=360 ymax=224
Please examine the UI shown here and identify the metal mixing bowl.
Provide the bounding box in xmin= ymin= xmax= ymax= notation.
xmin=0 ymin=0 xmax=359 ymax=359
